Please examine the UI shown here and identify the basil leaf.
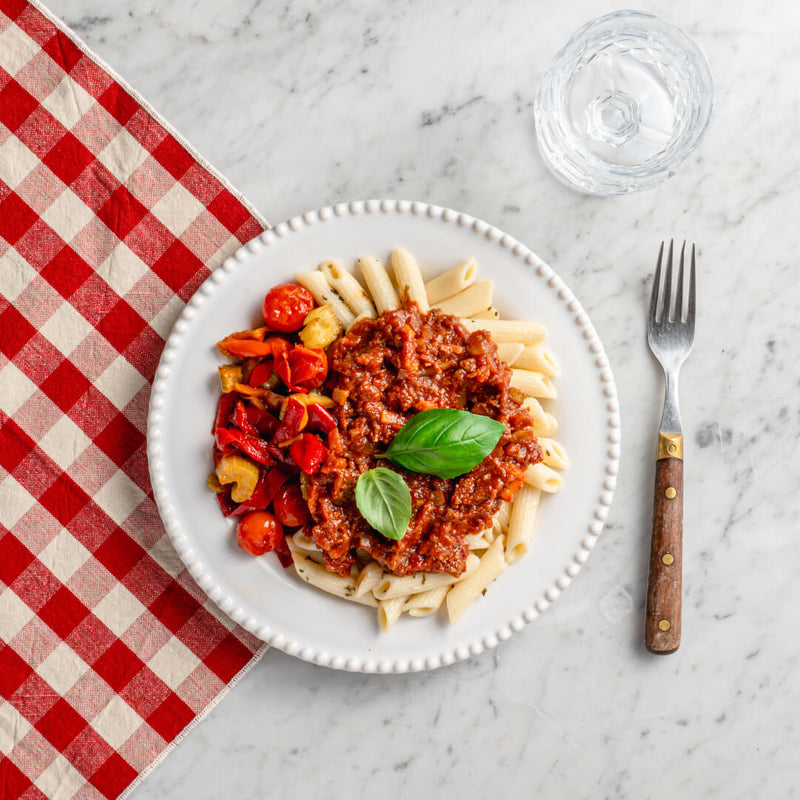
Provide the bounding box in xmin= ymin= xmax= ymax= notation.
xmin=383 ymin=409 xmax=505 ymax=479
xmin=355 ymin=468 xmax=411 ymax=541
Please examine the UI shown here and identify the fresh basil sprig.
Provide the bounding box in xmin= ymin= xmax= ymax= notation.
xmin=380 ymin=408 xmax=505 ymax=479
xmin=355 ymin=467 xmax=412 ymax=541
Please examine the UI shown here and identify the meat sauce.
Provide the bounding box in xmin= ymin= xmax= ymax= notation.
xmin=306 ymin=303 xmax=543 ymax=577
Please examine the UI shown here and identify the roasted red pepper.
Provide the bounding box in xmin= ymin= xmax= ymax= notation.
xmin=216 ymin=489 xmax=238 ymax=517
xmin=248 ymin=359 xmax=274 ymax=388
xmin=215 ymin=427 xmax=275 ymax=466
xmin=232 ymin=400 xmax=259 ymax=437
xmin=281 ymin=397 xmax=308 ymax=433
xmin=269 ymin=397 xmax=308 ymax=460
xmin=245 ymin=405 xmax=279 ymax=438
xmin=218 ymin=339 xmax=274 ymax=359
xmin=229 ymin=466 xmax=292 ymax=516
xmin=305 ymin=403 xmax=336 ymax=434
xmin=212 ymin=392 xmax=236 ymax=435
xmin=288 ymin=433 xmax=328 ymax=475
xmin=271 ymin=338 xmax=291 ymax=385
xmin=274 ymin=534 xmax=293 ymax=568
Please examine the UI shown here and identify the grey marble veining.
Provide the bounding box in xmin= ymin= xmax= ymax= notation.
xmin=40 ymin=0 xmax=800 ymax=797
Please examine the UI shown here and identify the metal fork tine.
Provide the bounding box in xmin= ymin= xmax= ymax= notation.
xmin=662 ymin=240 xmax=674 ymax=322
xmin=688 ymin=243 xmax=696 ymax=325
xmin=650 ymin=241 xmax=664 ymax=323
xmin=676 ymin=241 xmax=685 ymax=321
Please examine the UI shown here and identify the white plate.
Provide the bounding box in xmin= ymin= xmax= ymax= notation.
xmin=147 ymin=200 xmax=620 ymax=673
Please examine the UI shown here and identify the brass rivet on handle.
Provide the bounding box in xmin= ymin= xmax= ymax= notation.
xmin=658 ymin=619 xmax=671 ymax=631
xmin=665 ymin=486 xmax=677 ymax=499
xmin=662 ymin=553 xmax=674 ymax=565
xmin=668 ymin=443 xmax=677 ymax=454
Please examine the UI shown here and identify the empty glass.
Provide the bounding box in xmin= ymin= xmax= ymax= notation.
xmin=534 ymin=11 xmax=714 ymax=195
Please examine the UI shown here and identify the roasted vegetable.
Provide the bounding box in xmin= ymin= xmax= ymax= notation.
xmin=299 ymin=305 xmax=341 ymax=350
xmin=218 ymin=365 xmax=243 ymax=393
xmin=215 ymin=455 xmax=260 ymax=502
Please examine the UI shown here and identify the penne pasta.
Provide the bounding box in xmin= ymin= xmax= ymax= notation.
xmin=537 ymin=437 xmax=569 ymax=470
xmin=371 ymin=555 xmax=478 ymax=600
xmin=290 ymin=551 xmax=378 ymax=607
xmin=495 ymin=342 xmax=525 ymax=364
xmin=493 ymin=500 xmax=511 ymax=533
xmin=405 ymin=585 xmax=449 ymax=617
xmin=470 ymin=307 xmax=500 ymax=320
xmin=424 ymin=257 xmax=477 ymax=304
xmin=460 ymin=318 xmax=546 ymax=344
xmin=521 ymin=397 xmax=558 ymax=436
xmin=391 ymin=247 xmax=429 ymax=311
xmin=435 ymin=279 xmax=495 ymax=318
xmin=290 ymin=531 xmax=322 ymax=554
xmin=319 ymin=260 xmax=376 ymax=317
xmin=505 ymin=485 xmax=541 ymax=564
xmin=446 ymin=536 xmax=507 ymax=624
xmin=295 ymin=270 xmax=356 ymax=328
xmin=378 ymin=597 xmax=406 ymax=631
xmin=354 ymin=561 xmax=383 ymax=598
xmin=512 ymin=344 xmax=560 ymax=377
xmin=465 ymin=531 xmax=492 ymax=551
xmin=524 ymin=462 xmax=564 ymax=494
xmin=482 ymin=525 xmax=497 ymax=545
xmin=347 ymin=310 xmax=373 ymax=330
xmin=509 ymin=369 xmax=558 ymax=399
xmin=357 ymin=255 xmax=399 ymax=314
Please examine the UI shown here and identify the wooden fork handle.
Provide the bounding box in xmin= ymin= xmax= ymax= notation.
xmin=645 ymin=432 xmax=683 ymax=654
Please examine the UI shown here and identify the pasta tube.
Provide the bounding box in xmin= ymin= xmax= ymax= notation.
xmin=357 ymin=256 xmax=399 ymax=314
xmin=295 ymin=270 xmax=356 ymax=328
xmin=446 ymin=536 xmax=507 ymax=624
xmin=391 ymin=247 xmax=429 ymax=311
xmin=424 ymin=257 xmax=477 ymax=304
xmin=505 ymin=485 xmax=541 ymax=564
xmin=435 ymin=280 xmax=495 ymax=318
xmin=319 ymin=260 xmax=376 ymax=317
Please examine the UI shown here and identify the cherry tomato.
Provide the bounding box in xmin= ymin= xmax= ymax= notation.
xmin=289 ymin=347 xmax=327 ymax=389
xmin=262 ymin=284 xmax=314 ymax=332
xmin=236 ymin=511 xmax=284 ymax=556
xmin=273 ymin=482 xmax=311 ymax=527
xmin=274 ymin=345 xmax=328 ymax=393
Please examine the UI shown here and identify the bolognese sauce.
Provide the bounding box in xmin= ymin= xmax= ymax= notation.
xmin=306 ymin=303 xmax=543 ymax=578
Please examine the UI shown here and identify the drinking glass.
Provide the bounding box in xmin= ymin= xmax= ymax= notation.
xmin=534 ymin=10 xmax=714 ymax=195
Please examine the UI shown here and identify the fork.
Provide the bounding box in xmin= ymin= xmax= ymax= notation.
xmin=645 ymin=240 xmax=696 ymax=654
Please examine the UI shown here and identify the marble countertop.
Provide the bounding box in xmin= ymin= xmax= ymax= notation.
xmin=42 ymin=0 xmax=800 ymax=797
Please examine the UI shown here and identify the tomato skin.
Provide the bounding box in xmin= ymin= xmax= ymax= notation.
xmin=273 ymin=482 xmax=311 ymax=527
xmin=236 ymin=511 xmax=284 ymax=556
xmin=262 ymin=284 xmax=315 ymax=333
xmin=274 ymin=345 xmax=328 ymax=393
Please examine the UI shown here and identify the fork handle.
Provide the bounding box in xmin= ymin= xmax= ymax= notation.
xmin=645 ymin=432 xmax=683 ymax=654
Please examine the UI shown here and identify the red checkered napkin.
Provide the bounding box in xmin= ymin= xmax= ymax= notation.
xmin=0 ymin=1 xmax=270 ymax=797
